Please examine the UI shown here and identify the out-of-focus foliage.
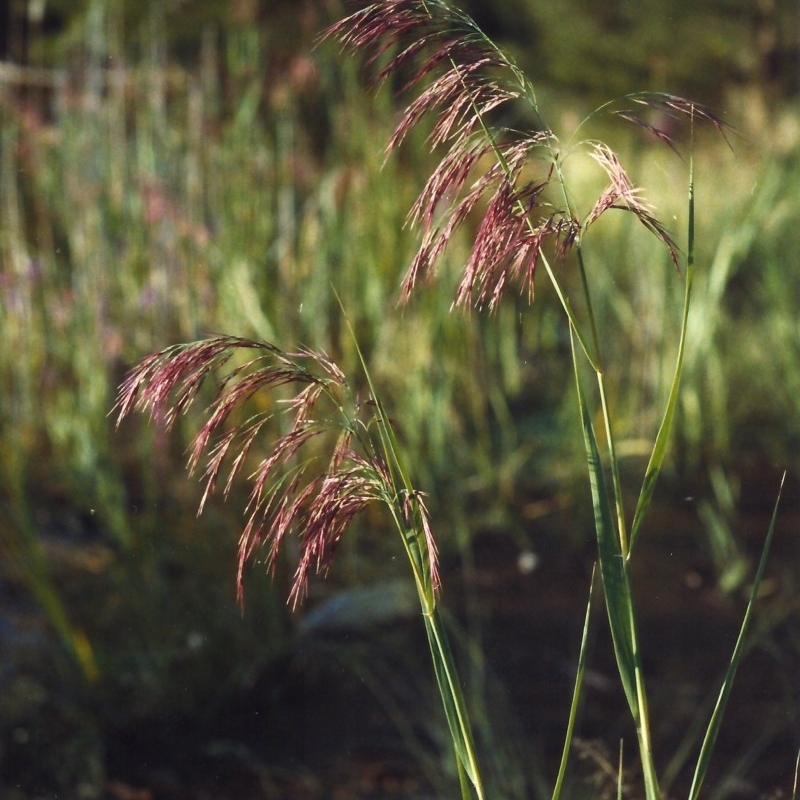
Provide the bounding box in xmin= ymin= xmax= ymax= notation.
xmin=459 ymin=0 xmax=798 ymax=101
xmin=1 ymin=0 xmax=799 ymax=796
xmin=7 ymin=0 xmax=796 ymax=104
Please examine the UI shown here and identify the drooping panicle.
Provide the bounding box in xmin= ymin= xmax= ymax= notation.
xmin=326 ymin=4 xmax=730 ymax=309
xmin=114 ymin=336 xmax=440 ymax=607
xmin=586 ymin=143 xmax=680 ymax=269
xmin=326 ymin=1 xmax=573 ymax=308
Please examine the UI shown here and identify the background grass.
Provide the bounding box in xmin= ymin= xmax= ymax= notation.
xmin=1 ymin=2 xmax=799 ymax=797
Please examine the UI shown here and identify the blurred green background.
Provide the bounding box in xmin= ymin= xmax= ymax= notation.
xmin=1 ymin=1 xmax=799 ymax=797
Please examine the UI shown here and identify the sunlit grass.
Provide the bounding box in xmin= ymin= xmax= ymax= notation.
xmin=1 ymin=2 xmax=799 ymax=797
xmin=3 ymin=21 xmax=798 ymax=549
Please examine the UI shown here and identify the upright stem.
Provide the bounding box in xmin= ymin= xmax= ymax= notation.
xmin=597 ymin=369 xmax=629 ymax=555
xmin=423 ymin=605 xmax=486 ymax=800
xmin=342 ymin=295 xmax=483 ymax=795
xmin=573 ymin=243 xmax=629 ymax=555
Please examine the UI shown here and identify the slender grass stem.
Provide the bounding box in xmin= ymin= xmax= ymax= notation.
xmin=424 ymin=609 xmax=486 ymax=799
xmin=551 ymin=565 xmax=595 ymax=800
xmin=537 ymin=251 xmax=601 ymax=372
xmin=571 ymin=326 xmax=660 ymax=800
xmin=630 ymin=121 xmax=696 ymax=554
xmin=339 ymin=293 xmax=484 ymax=797
xmin=688 ymin=472 xmax=785 ymax=800
xmin=597 ymin=369 xmax=629 ymax=555
xmin=551 ymin=151 xmax=627 ymax=556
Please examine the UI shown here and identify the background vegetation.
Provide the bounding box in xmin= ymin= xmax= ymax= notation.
xmin=1 ymin=1 xmax=798 ymax=797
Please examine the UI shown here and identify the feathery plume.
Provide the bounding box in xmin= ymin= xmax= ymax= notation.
xmin=585 ymin=142 xmax=680 ymax=269
xmin=325 ymin=1 xmax=571 ymax=306
xmin=326 ymin=3 xmax=730 ymax=307
xmin=114 ymin=336 xmax=439 ymax=607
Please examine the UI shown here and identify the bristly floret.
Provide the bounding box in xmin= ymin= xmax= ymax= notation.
xmin=585 ymin=143 xmax=680 ymax=269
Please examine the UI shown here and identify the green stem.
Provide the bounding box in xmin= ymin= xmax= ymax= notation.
xmin=551 ymin=565 xmax=595 ymax=800
xmin=339 ymin=293 xmax=484 ymax=796
xmin=551 ymin=153 xmax=628 ymax=554
xmin=423 ymin=604 xmax=486 ymax=800
xmin=571 ymin=327 xmax=660 ymax=800
xmin=629 ymin=591 xmax=660 ymax=800
xmin=386 ymin=500 xmax=484 ymax=797
xmin=597 ymin=369 xmax=629 ymax=555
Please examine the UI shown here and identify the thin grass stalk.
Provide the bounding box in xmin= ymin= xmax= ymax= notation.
xmin=550 ymin=157 xmax=605 ymax=371
xmin=423 ymin=610 xmax=485 ymax=799
xmin=537 ymin=251 xmax=601 ymax=372
xmin=338 ymin=295 xmax=433 ymax=600
xmin=571 ymin=326 xmax=659 ymax=800
xmin=550 ymin=152 xmax=629 ymax=552
xmin=341 ymin=301 xmax=485 ymax=798
xmin=596 ymin=368 xmax=628 ymax=554
xmin=551 ymin=565 xmax=595 ymax=800
xmin=630 ymin=127 xmax=696 ymax=554
xmin=381 ymin=492 xmax=482 ymax=798
xmin=687 ymin=472 xmax=786 ymax=800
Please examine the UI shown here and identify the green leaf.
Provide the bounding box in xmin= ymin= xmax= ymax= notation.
xmin=571 ymin=328 xmax=659 ymax=800
xmin=572 ymin=335 xmax=637 ymax=711
xmin=688 ymin=472 xmax=786 ymax=800
xmin=424 ymin=611 xmax=485 ymax=799
xmin=551 ymin=566 xmax=596 ymax=800
xmin=630 ymin=143 xmax=695 ymax=553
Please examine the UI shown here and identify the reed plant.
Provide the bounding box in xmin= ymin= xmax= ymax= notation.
xmin=111 ymin=1 xmax=793 ymax=797
xmin=0 ymin=1 xmax=495 ymax=679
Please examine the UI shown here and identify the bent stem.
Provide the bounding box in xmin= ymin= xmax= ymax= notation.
xmin=551 ymin=565 xmax=596 ymax=800
xmin=571 ymin=326 xmax=660 ymax=800
xmin=342 ymin=301 xmax=485 ymax=799
xmin=687 ymin=472 xmax=785 ymax=800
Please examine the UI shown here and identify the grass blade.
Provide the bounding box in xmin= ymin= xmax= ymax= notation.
xmin=337 ymin=292 xmax=484 ymax=799
xmin=688 ymin=472 xmax=786 ymax=800
xmin=571 ymin=330 xmax=636 ymax=711
xmin=424 ymin=611 xmax=485 ymax=799
xmin=551 ymin=565 xmax=596 ymax=800
xmin=571 ymin=327 xmax=659 ymax=800
xmin=630 ymin=138 xmax=696 ymax=553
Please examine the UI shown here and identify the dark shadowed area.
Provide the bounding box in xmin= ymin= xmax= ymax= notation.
xmin=1 ymin=1 xmax=799 ymax=798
